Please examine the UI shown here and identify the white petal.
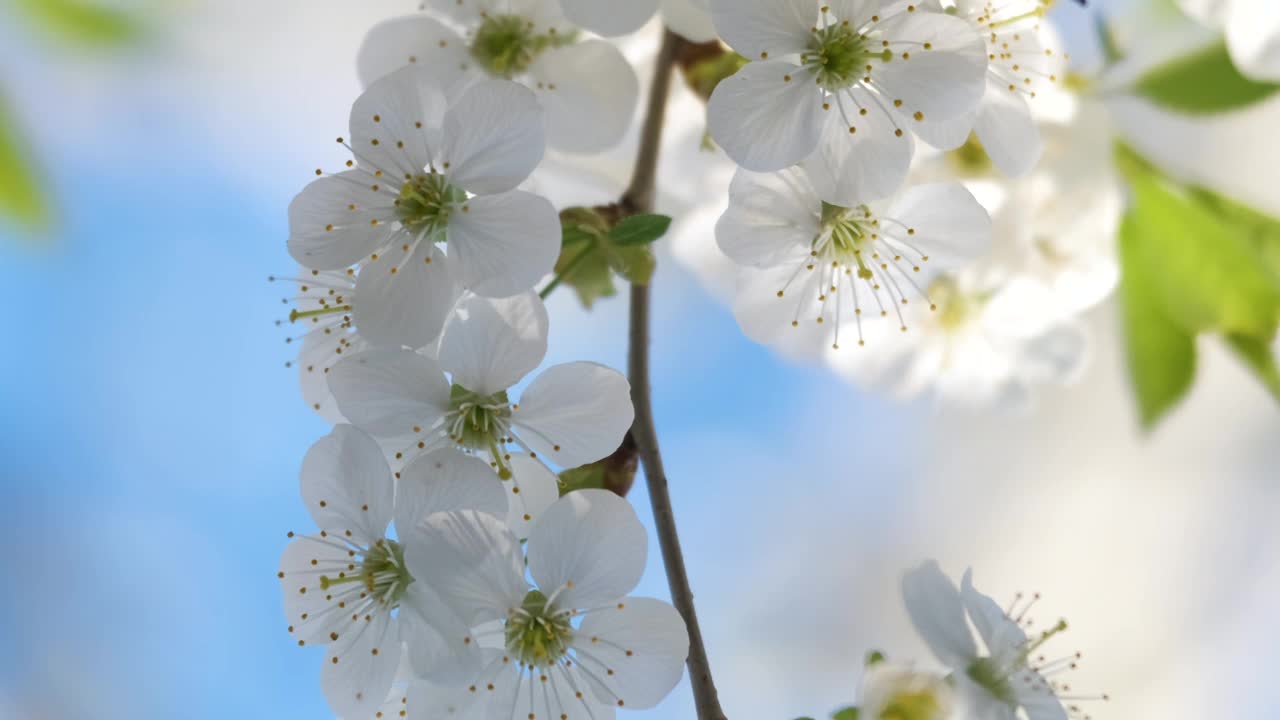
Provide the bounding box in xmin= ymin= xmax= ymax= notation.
xmin=884 ymin=183 xmax=992 ymax=269
xmin=526 ymin=489 xmax=647 ymax=609
xmin=438 ymin=292 xmax=549 ymax=395
xmin=357 ymin=15 xmax=471 ymax=89
xmin=301 ymin=425 xmax=394 ymax=545
xmin=871 ymin=11 xmax=988 ymax=120
xmin=405 ymin=509 xmax=528 ymax=626
xmin=406 ymin=674 xmax=487 ymax=719
xmin=1017 ymin=322 xmax=1090 ymax=386
xmin=959 ymin=569 xmax=1027 ymax=663
xmin=288 ymin=171 xmax=398 ymax=270
xmin=708 ymin=0 xmax=815 ymax=59
xmin=573 ymin=597 xmax=688 ymax=709
xmin=1177 ymin=0 xmax=1231 ymax=28
xmin=512 ymin=362 xmax=635 ymax=469
xmin=1225 ymin=0 xmax=1280 ymax=81
xmin=328 ymin=349 xmax=453 ymax=450
xmin=395 ymin=449 xmax=508 ymax=535
xmin=801 ymin=97 xmax=914 ymax=204
xmin=972 ymin=76 xmax=1041 ymax=177
xmin=717 ymin=167 xmax=820 ymax=268
xmin=354 ymin=244 xmax=460 ymax=350
xmin=707 ymin=60 xmax=826 ymax=172
xmin=279 ymin=535 xmax=362 ymax=644
xmin=829 ymin=0 xmax=879 ymax=27
xmin=321 ymin=612 xmax=401 ymax=719
xmin=731 ymin=263 xmax=832 ymax=354
xmin=446 ymin=191 xmax=561 ymax=297
xmin=909 ymin=106 xmax=976 ymax=152
xmin=901 ymin=560 xmax=978 ymax=670
xmin=298 ymin=328 xmax=369 ymax=423
xmin=660 ymin=0 xmax=718 ymax=42
xmin=399 ymin=582 xmax=486 ymax=684
xmin=559 ymin=0 xmax=657 ymax=36
xmin=504 ymin=456 xmax=561 ymax=540
xmin=351 ymin=65 xmax=449 ymax=177
xmin=442 ymin=80 xmax=546 ymax=195
xmin=1017 ymin=685 xmax=1069 ymax=720
xmin=527 ymin=41 xmax=639 ymax=154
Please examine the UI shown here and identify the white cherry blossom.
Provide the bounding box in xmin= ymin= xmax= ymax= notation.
xmin=357 ymin=1 xmax=640 ymax=153
xmin=717 ymin=160 xmax=991 ymax=352
xmin=405 ymin=489 xmax=689 ymax=720
xmin=326 ymin=291 xmax=632 ymax=524
xmin=278 ymin=425 xmax=507 ymax=719
xmin=706 ymin=0 xmax=988 ymax=200
xmin=288 ymin=66 xmax=560 ymax=349
xmin=1179 ymin=0 xmax=1280 ymax=81
xmin=859 ymin=665 xmax=955 ymax=720
xmin=901 ymin=561 xmax=1106 ymax=720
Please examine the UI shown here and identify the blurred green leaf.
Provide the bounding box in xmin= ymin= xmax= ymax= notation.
xmin=609 ymin=213 xmax=672 ymax=246
xmin=1119 ymin=211 xmax=1199 ymax=428
xmin=0 ymin=95 xmax=50 ymax=231
xmin=13 ymin=0 xmax=142 ymax=48
xmin=832 ymin=708 xmax=860 ymax=720
xmin=1134 ymin=42 xmax=1280 ymax=114
xmin=1225 ymin=334 xmax=1280 ymax=402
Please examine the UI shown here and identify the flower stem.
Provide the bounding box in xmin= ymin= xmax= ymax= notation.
xmin=621 ymin=29 xmax=728 ymax=720
xmin=538 ymin=241 xmax=595 ymax=299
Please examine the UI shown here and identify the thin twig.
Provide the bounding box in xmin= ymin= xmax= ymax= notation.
xmin=622 ymin=29 xmax=728 ymax=720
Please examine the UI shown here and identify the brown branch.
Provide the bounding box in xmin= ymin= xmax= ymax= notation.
xmin=621 ymin=29 xmax=728 ymax=720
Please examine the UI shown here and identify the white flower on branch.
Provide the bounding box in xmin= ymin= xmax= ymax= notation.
xmin=404 ymin=489 xmax=690 ymax=720
xmin=327 ymin=291 xmax=631 ymax=526
xmin=358 ymin=0 xmax=640 ymax=154
xmin=903 ymin=0 xmax=1068 ymax=176
xmin=288 ymin=66 xmax=560 ymax=350
xmin=706 ymin=0 xmax=988 ymax=201
xmin=902 ymin=560 xmax=1107 ymax=720
xmin=716 ymin=159 xmax=991 ymax=351
xmin=278 ymin=425 xmax=508 ymax=719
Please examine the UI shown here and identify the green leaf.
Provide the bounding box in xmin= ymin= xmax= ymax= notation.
xmin=1133 ymin=42 xmax=1280 ymax=114
xmin=609 ymin=213 xmax=672 ymax=246
xmin=611 ymin=244 xmax=656 ymax=285
xmin=14 ymin=0 xmax=143 ymax=48
xmin=0 ymin=95 xmax=50 ymax=231
xmin=1225 ymin=334 xmax=1280 ymax=402
xmin=1119 ymin=211 xmax=1199 ymax=428
xmin=832 ymin=708 xmax=860 ymax=720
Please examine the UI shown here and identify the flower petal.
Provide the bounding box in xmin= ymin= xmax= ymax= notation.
xmin=573 ymin=597 xmax=689 ymax=709
xmin=395 ymin=449 xmax=508 ymax=536
xmin=298 ymin=328 xmax=369 ymax=423
xmin=527 ymin=40 xmax=640 ymax=154
xmin=801 ymin=97 xmax=914 ymax=204
xmin=973 ymin=76 xmax=1041 ymax=177
xmin=1225 ymin=0 xmax=1280 ymax=81
xmin=871 ymin=11 xmax=988 ymax=120
xmin=446 ymin=191 xmax=561 ymax=297
xmin=301 ymin=424 xmax=394 ymax=545
xmin=351 ymin=65 xmax=449 ymax=177
xmin=320 ymin=611 xmax=401 ymax=719
xmin=884 ymin=183 xmax=992 ymax=270
xmin=288 ymin=171 xmax=399 ymax=270
xmin=708 ymin=0 xmax=815 ymax=59
xmin=559 ymin=0 xmax=657 ymax=36
xmin=707 ymin=60 xmax=826 ymax=172
xmin=354 ymin=243 xmax=460 ymax=350
xmin=959 ymin=569 xmax=1027 ymax=664
xmin=438 ymin=292 xmax=549 ymax=395
xmin=901 ymin=560 xmax=978 ymax=670
xmin=1016 ymin=684 xmax=1069 ymax=720
xmin=908 ymin=106 xmax=975 ymax=152
xmin=279 ymin=535 xmax=361 ymax=644
xmin=399 ymin=582 xmax=486 ymax=684
xmin=512 ymin=362 xmax=635 ymax=469
xmin=660 ymin=0 xmax=718 ymax=42
xmin=527 ymin=489 xmax=647 ymax=609
xmin=357 ymin=15 xmax=471 ymax=89
xmin=730 ymin=263 xmax=832 ymax=355
xmin=442 ymin=80 xmax=546 ymax=195
xmin=504 ymin=456 xmax=561 ymax=540
xmin=717 ymin=166 xmax=820 ymax=268
xmin=328 ymin=349 xmax=453 ymax=451
xmin=405 ymin=509 xmax=528 ymax=626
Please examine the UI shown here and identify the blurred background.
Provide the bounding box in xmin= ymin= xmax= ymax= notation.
xmin=0 ymin=0 xmax=1276 ymax=718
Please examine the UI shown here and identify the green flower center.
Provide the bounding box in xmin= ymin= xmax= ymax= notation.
xmin=805 ymin=23 xmax=880 ymax=91
xmin=879 ymin=688 xmax=945 ymax=720
xmin=319 ymin=539 xmax=413 ymax=608
xmin=506 ymin=590 xmax=573 ymax=668
xmin=470 ymin=14 xmax=577 ymax=78
xmin=965 ymin=657 xmax=1018 ymax=706
xmin=396 ymin=173 xmax=466 ymax=235
xmin=946 ymin=134 xmax=994 ymax=177
xmin=447 ymin=384 xmax=514 ymax=478
xmin=818 ymin=201 xmax=878 ymax=279
xmin=926 ymin=277 xmax=973 ymax=330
